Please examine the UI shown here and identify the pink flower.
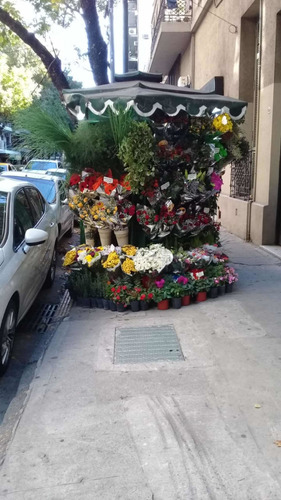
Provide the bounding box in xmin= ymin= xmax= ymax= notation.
xmin=211 ymin=172 xmax=223 ymax=191
xmin=177 ymin=276 xmax=188 ymax=285
xmin=155 ymin=279 xmax=165 ymax=289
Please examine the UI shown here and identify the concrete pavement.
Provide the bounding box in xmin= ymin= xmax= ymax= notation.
xmin=1 ymin=231 xmax=281 ymax=499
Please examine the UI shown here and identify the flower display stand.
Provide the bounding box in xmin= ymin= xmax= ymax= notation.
xmin=98 ymin=228 xmax=112 ymax=246
xmin=115 ymin=227 xmax=129 ymax=246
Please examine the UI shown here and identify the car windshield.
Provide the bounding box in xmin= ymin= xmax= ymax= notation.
xmin=8 ymin=176 xmax=56 ymax=203
xmin=0 ymin=192 xmax=7 ymax=245
xmin=0 ymin=165 xmax=8 ymax=172
xmin=26 ymin=160 xmax=56 ymax=171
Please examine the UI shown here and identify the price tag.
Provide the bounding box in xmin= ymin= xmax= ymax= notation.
xmin=208 ymin=167 xmax=214 ymax=175
xmin=161 ymin=182 xmax=170 ymax=190
xmin=203 ymin=207 xmax=210 ymax=214
xmin=197 ymin=271 xmax=204 ymax=278
xmin=188 ymin=173 xmax=197 ymax=181
xmin=104 ymin=176 xmax=113 ymax=184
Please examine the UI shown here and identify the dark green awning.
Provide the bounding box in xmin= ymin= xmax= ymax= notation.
xmin=63 ymin=78 xmax=247 ymax=122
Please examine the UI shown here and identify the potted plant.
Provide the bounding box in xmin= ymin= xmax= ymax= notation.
xmin=168 ymin=281 xmax=185 ymax=309
xmin=153 ymin=279 xmax=171 ymax=310
xmin=127 ymin=286 xmax=142 ymax=312
xmin=176 ymin=275 xmax=193 ymax=306
xmin=139 ymin=290 xmax=154 ymax=311
xmin=109 ymin=283 xmax=130 ymax=312
xmin=224 ymin=266 xmax=238 ymax=293
xmin=208 ymin=278 xmax=220 ymax=299
xmin=68 ymin=269 xmax=92 ymax=307
xmin=194 ymin=278 xmax=210 ymax=303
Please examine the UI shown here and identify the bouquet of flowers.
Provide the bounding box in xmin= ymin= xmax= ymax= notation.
xmin=133 ymin=244 xmax=173 ymax=274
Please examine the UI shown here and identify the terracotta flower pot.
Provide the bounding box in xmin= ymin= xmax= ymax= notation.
xmin=196 ymin=291 xmax=207 ymax=302
xmin=115 ymin=227 xmax=129 ymax=247
xmin=157 ymin=299 xmax=170 ymax=310
xmin=171 ymin=297 xmax=182 ymax=309
xmin=98 ymin=227 xmax=112 ymax=246
xmin=181 ymin=295 xmax=191 ymax=306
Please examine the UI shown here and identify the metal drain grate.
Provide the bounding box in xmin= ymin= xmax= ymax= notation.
xmin=114 ymin=325 xmax=184 ymax=364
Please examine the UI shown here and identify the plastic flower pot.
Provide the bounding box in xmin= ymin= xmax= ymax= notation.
xmin=209 ymin=287 xmax=219 ymax=299
xmin=218 ymin=284 xmax=226 ymax=295
xmin=181 ymin=295 xmax=191 ymax=306
xmin=103 ymin=299 xmax=110 ymax=310
xmin=157 ymin=299 xmax=170 ymax=310
xmin=115 ymin=227 xmax=129 ymax=246
xmin=110 ymin=301 xmax=117 ymax=311
xmin=76 ymin=296 xmax=91 ymax=308
xmin=96 ymin=298 xmax=103 ymax=308
xmin=196 ymin=291 xmax=207 ymax=303
xmin=130 ymin=300 xmax=140 ymax=312
xmin=225 ymin=283 xmax=233 ymax=293
xmin=90 ymin=297 xmax=97 ymax=308
xmin=117 ymin=303 xmax=126 ymax=312
xmin=140 ymin=301 xmax=149 ymax=311
xmin=171 ymin=297 xmax=182 ymax=309
xmin=98 ymin=227 xmax=112 ymax=246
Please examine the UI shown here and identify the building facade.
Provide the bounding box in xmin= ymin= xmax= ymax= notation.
xmin=150 ymin=0 xmax=281 ymax=246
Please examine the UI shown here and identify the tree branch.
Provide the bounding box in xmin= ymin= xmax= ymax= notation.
xmin=0 ymin=7 xmax=70 ymax=96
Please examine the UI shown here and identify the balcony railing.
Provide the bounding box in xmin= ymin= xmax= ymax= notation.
xmin=151 ymin=0 xmax=193 ymax=55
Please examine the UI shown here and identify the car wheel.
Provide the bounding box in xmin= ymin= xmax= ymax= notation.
xmin=65 ymin=217 xmax=74 ymax=238
xmin=0 ymin=300 xmax=17 ymax=376
xmin=44 ymin=244 xmax=57 ymax=288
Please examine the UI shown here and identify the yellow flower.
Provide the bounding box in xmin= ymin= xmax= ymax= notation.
xmin=122 ymin=245 xmax=137 ymax=256
xmin=94 ymin=215 xmax=98 ymax=220
xmin=84 ymin=197 xmax=88 ymax=202
xmin=121 ymin=258 xmax=136 ymax=274
xmin=85 ymin=255 xmax=92 ymax=263
xmin=78 ymin=202 xmax=83 ymax=208
xmin=102 ymin=251 xmax=120 ymax=269
xmin=212 ymin=113 xmax=233 ymax=134
xmin=63 ymin=249 xmax=76 ymax=266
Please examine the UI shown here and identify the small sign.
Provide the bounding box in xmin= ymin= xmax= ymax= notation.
xmin=188 ymin=173 xmax=197 ymax=181
xmin=104 ymin=176 xmax=113 ymax=184
xmin=203 ymin=207 xmax=210 ymax=214
xmin=161 ymin=182 xmax=170 ymax=190
xmin=197 ymin=271 xmax=204 ymax=278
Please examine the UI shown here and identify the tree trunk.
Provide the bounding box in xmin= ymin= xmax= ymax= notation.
xmin=0 ymin=7 xmax=70 ymax=96
xmin=80 ymin=0 xmax=109 ymax=85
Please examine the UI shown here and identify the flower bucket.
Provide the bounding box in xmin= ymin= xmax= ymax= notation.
xmin=225 ymin=283 xmax=233 ymax=293
xmin=181 ymin=295 xmax=191 ymax=306
xmin=115 ymin=227 xmax=129 ymax=246
xmin=172 ymin=297 xmax=182 ymax=309
xmin=157 ymin=299 xmax=169 ymax=310
xmin=117 ymin=303 xmax=126 ymax=312
xmin=218 ymin=284 xmax=226 ymax=295
xmin=96 ymin=297 xmax=104 ymax=308
xmin=90 ymin=297 xmax=97 ymax=308
xmin=110 ymin=301 xmax=117 ymax=311
xmin=130 ymin=300 xmax=140 ymax=312
xmin=209 ymin=287 xmax=219 ymax=299
xmin=196 ymin=291 xmax=207 ymax=303
xmin=98 ymin=227 xmax=112 ymax=246
xmin=140 ymin=301 xmax=149 ymax=311
xmin=84 ymin=223 xmax=95 ymax=246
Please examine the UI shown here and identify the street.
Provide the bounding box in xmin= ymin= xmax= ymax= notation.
xmin=1 ymin=230 xmax=281 ymax=499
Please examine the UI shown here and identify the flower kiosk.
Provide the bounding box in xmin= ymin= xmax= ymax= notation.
xmin=63 ymin=72 xmax=245 ymax=310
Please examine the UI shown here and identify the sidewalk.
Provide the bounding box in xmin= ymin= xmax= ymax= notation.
xmin=1 ymin=231 xmax=281 ymax=499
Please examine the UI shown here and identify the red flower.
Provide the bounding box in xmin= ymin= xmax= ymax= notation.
xmin=116 ymin=287 xmax=121 ymax=293
xmin=122 ymin=286 xmax=127 ymax=290
xmin=140 ymin=294 xmax=146 ymax=301
xmin=111 ymin=287 xmax=115 ymax=292
xmin=69 ymin=173 xmax=81 ymax=186
xmin=148 ymin=293 xmax=153 ymax=300
xmin=79 ymin=181 xmax=87 ymax=192
xmin=116 ymin=295 xmax=120 ymax=301
xmin=154 ymin=215 xmax=159 ymax=222
xmin=128 ymin=206 xmax=135 ymax=216
xmin=137 ymin=218 xmax=140 ymax=223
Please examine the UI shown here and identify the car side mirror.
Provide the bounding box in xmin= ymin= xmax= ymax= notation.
xmin=25 ymin=228 xmax=48 ymax=246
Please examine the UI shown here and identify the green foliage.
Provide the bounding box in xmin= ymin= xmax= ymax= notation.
xmin=118 ymin=121 xmax=157 ymax=194
xmin=108 ymin=108 xmax=135 ymax=150
xmin=68 ymin=269 xmax=93 ymax=298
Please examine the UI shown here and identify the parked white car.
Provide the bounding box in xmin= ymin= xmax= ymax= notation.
xmin=23 ymin=159 xmax=63 ymax=172
xmin=0 ymin=177 xmax=58 ymax=374
xmin=0 ymin=163 xmax=17 ymax=173
xmin=2 ymin=172 xmax=74 ymax=240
